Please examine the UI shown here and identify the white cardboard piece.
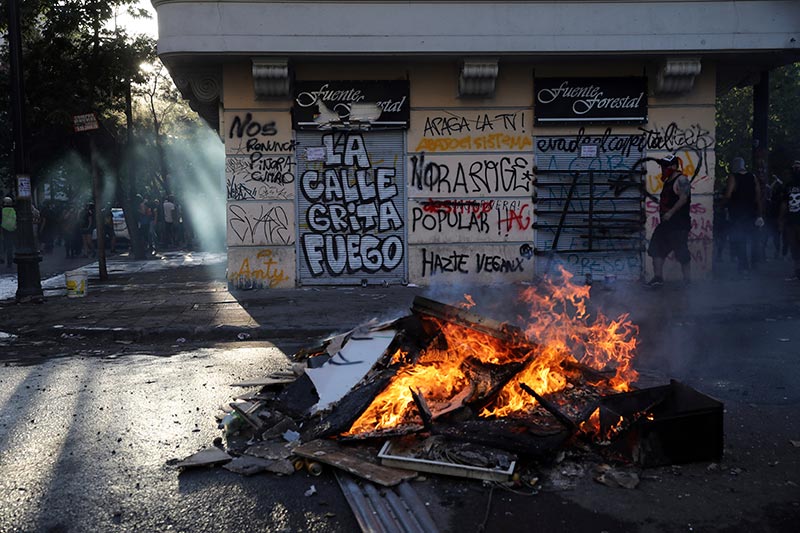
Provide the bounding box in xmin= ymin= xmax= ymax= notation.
xmin=306 ymin=330 xmax=397 ymax=413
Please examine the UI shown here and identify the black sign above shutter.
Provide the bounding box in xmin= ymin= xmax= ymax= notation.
xmin=293 ymin=80 xmax=410 ymax=130
xmin=535 ymin=77 xmax=648 ymax=125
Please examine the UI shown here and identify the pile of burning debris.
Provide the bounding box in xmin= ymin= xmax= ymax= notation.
xmin=174 ymin=271 xmax=723 ymax=527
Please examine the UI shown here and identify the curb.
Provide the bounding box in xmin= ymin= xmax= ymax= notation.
xmin=12 ymin=324 xmax=337 ymax=344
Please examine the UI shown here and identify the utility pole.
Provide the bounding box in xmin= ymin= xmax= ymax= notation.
xmin=7 ymin=0 xmax=43 ymax=302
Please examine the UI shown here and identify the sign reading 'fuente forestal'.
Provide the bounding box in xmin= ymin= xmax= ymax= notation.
xmin=293 ymin=80 xmax=410 ymax=129
xmin=535 ymin=77 xmax=647 ymax=125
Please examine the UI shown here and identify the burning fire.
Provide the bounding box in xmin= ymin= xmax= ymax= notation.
xmin=345 ymin=269 xmax=639 ymax=436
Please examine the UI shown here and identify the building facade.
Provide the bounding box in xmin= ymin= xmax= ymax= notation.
xmin=153 ymin=0 xmax=800 ymax=287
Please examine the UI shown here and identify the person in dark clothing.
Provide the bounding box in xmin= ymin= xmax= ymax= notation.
xmin=723 ymin=157 xmax=764 ymax=274
xmin=39 ymin=202 xmax=56 ymax=254
xmin=63 ymin=206 xmax=82 ymax=258
xmin=80 ymin=203 xmax=96 ymax=258
xmin=646 ymin=154 xmax=692 ymax=287
xmin=764 ymin=174 xmax=786 ymax=259
xmin=779 ymin=161 xmax=800 ymax=280
xmin=1 ymin=196 xmax=16 ymax=267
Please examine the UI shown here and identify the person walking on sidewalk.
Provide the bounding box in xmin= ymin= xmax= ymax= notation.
xmin=1 ymin=197 xmax=17 ymax=268
xmin=723 ymin=156 xmax=764 ymax=275
xmin=646 ymin=154 xmax=692 ymax=287
xmin=162 ymin=195 xmax=176 ymax=247
xmin=779 ymin=161 xmax=800 ymax=281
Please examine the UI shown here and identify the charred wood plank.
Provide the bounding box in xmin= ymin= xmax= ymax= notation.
xmin=411 ymin=296 xmax=528 ymax=345
xmin=302 ymin=372 xmax=395 ymax=441
xmin=433 ymin=418 xmax=571 ymax=456
xmin=519 ymin=383 xmax=579 ymax=433
xmin=410 ymin=388 xmax=433 ymax=430
xmin=560 ymin=359 xmax=616 ymax=386
xmin=294 ymin=439 xmax=416 ymax=487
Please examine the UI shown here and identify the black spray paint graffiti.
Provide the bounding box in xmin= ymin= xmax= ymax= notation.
xmin=411 ymin=199 xmax=532 ymax=236
xmin=226 ymin=156 xmax=296 ymax=201
xmin=228 ymin=204 xmax=291 ymax=245
xmin=227 ymin=113 xmax=298 ymax=152
xmin=301 ymin=132 xmax=404 ymax=277
xmin=536 ymin=124 xmax=712 ymax=159
xmin=423 ymin=111 xmax=526 ymax=137
xmin=537 ymin=123 xmax=713 ymax=191
xmin=420 ymin=247 xmax=531 ymax=277
xmin=410 ymin=153 xmax=532 ymax=194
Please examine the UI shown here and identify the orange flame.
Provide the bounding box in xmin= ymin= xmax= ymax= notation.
xmin=344 ymin=268 xmax=639 ymax=436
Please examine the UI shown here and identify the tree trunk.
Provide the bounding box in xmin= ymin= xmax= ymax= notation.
xmin=123 ymin=78 xmax=147 ymax=260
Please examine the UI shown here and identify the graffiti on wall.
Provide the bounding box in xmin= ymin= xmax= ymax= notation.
xmin=415 ymin=244 xmax=534 ymax=279
xmin=533 ymin=121 xmax=716 ymax=278
xmin=225 ymin=112 xmax=296 ymax=201
xmin=300 ymin=132 xmax=405 ymax=277
xmin=536 ymin=123 xmax=713 ymax=178
xmin=409 ymin=198 xmax=532 ymax=242
xmin=409 ymin=153 xmax=533 ymax=196
xmin=228 ymin=249 xmax=292 ymax=289
xmin=226 ymin=112 xmax=297 ymax=155
xmin=226 ymin=156 xmax=296 ymax=200
xmin=227 ymin=202 xmax=294 ymax=246
xmin=410 ymin=110 xmax=532 ymax=153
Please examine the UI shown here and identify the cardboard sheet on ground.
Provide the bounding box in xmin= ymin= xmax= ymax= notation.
xmin=306 ymin=330 xmax=397 ymax=413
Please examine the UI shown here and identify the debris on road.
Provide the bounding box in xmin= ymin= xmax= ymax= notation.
xmin=172 ymin=447 xmax=231 ymax=469
xmin=176 ymin=273 xmax=727 ymax=530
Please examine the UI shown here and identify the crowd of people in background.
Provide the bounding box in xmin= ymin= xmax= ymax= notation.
xmin=714 ymin=158 xmax=800 ymax=281
xmin=0 ymin=192 xmax=193 ymax=268
xmin=2 ymin=160 xmax=800 ymax=283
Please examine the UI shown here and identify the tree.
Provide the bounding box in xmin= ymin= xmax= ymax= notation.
xmin=0 ymin=1 xmax=222 ymax=259
xmin=715 ymin=63 xmax=800 ymax=188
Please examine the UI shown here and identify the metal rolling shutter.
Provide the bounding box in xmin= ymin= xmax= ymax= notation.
xmin=534 ymin=137 xmax=646 ymax=280
xmin=296 ymin=130 xmax=407 ymax=285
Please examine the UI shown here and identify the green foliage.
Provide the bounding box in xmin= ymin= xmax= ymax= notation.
xmin=1 ymin=0 xmax=212 ymax=209
xmin=715 ymin=63 xmax=800 ymax=188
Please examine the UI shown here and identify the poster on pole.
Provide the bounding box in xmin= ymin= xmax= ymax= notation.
xmin=73 ymin=113 xmax=99 ymax=132
xmin=17 ymin=175 xmax=31 ymax=198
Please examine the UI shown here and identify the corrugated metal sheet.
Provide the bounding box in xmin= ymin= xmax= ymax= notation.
xmin=336 ymin=473 xmax=440 ymax=533
xmin=296 ymin=131 xmax=407 ymax=285
xmin=534 ymin=134 xmax=646 ymax=279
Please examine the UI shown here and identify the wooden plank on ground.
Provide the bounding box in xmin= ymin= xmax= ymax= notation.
xmin=293 ymin=439 xmax=416 ymax=487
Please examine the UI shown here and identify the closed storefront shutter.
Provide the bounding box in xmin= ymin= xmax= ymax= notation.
xmin=296 ymin=130 xmax=407 ymax=285
xmin=534 ymin=136 xmax=646 ymax=280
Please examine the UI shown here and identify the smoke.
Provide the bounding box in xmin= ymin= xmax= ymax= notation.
xmin=161 ymin=126 xmax=225 ymax=251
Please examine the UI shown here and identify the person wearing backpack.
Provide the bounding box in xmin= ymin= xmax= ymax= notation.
xmin=1 ymin=196 xmax=17 ymax=268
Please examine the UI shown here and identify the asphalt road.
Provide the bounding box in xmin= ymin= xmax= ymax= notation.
xmin=1 ymin=290 xmax=799 ymax=532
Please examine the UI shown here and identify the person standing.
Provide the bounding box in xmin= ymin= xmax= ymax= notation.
xmin=723 ymin=156 xmax=764 ymax=274
xmin=148 ymin=197 xmax=160 ymax=251
xmin=764 ymin=174 xmax=786 ymax=259
xmin=80 ymin=202 xmax=96 ymax=258
xmin=1 ymin=197 xmax=17 ymax=268
xmin=779 ymin=161 xmax=800 ymax=281
xmin=162 ymin=195 xmax=176 ymax=247
xmin=646 ymin=154 xmax=692 ymax=287
xmin=137 ymin=195 xmax=153 ymax=253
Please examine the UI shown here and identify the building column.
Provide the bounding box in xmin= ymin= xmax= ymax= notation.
xmin=752 ymin=70 xmax=769 ymax=182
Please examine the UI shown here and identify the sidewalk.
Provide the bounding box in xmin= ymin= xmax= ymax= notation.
xmin=1 ymin=249 xmax=799 ymax=344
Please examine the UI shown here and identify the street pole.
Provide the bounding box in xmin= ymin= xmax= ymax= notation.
xmin=7 ymin=0 xmax=43 ymax=302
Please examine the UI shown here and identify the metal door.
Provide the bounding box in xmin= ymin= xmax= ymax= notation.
xmin=296 ymin=130 xmax=407 ymax=285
